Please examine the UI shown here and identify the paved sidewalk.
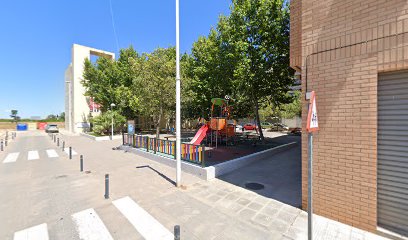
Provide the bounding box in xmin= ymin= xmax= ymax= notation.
xmin=56 ymin=132 xmax=390 ymax=240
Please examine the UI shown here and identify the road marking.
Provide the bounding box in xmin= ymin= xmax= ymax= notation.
xmin=46 ymin=149 xmax=58 ymax=158
xmin=113 ymin=196 xmax=174 ymax=240
xmin=72 ymin=208 xmax=113 ymax=240
xmin=64 ymin=148 xmax=77 ymax=156
xmin=3 ymin=152 xmax=20 ymax=163
xmin=28 ymin=151 xmax=39 ymax=160
xmin=13 ymin=223 xmax=49 ymax=240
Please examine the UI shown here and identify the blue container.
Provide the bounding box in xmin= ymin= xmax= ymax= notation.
xmin=16 ymin=123 xmax=28 ymax=131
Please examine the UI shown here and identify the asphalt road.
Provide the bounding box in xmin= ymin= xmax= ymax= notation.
xmin=0 ymin=131 xmax=155 ymax=240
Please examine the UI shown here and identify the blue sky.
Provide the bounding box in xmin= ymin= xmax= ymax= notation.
xmin=0 ymin=1 xmax=230 ymax=119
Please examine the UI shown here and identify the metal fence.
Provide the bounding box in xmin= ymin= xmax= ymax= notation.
xmin=123 ymin=133 xmax=205 ymax=167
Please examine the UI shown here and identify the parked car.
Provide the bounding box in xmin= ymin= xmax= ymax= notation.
xmin=290 ymin=127 xmax=301 ymax=136
xmin=235 ymin=124 xmax=243 ymax=132
xmin=272 ymin=123 xmax=289 ymax=131
xmin=243 ymin=123 xmax=257 ymax=131
xmin=45 ymin=124 xmax=59 ymax=133
xmin=260 ymin=122 xmax=273 ymax=129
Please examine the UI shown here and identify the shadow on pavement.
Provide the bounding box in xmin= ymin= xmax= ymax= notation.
xmin=218 ymin=135 xmax=302 ymax=208
xmin=136 ymin=165 xmax=176 ymax=186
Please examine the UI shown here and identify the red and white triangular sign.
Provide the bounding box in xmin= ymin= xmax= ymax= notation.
xmin=306 ymin=91 xmax=319 ymax=132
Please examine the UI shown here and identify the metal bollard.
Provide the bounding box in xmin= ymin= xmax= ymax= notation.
xmin=54 ymin=135 xmax=56 ymax=143
xmin=174 ymin=225 xmax=180 ymax=240
xmin=80 ymin=155 xmax=83 ymax=172
xmin=57 ymin=138 xmax=60 ymax=147
xmin=62 ymin=141 xmax=65 ymax=150
xmin=69 ymin=147 xmax=72 ymax=159
xmin=104 ymin=174 xmax=109 ymax=199
xmin=1 ymin=140 xmax=3 ymax=151
xmin=5 ymin=138 xmax=7 ymax=147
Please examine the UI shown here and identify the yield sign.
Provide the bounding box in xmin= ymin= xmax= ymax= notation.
xmin=306 ymin=91 xmax=319 ymax=132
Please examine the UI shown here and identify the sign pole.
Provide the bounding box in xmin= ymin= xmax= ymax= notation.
xmin=306 ymin=91 xmax=318 ymax=240
xmin=308 ymin=132 xmax=313 ymax=240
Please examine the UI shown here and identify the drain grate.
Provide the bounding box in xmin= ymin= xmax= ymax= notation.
xmin=245 ymin=182 xmax=265 ymax=190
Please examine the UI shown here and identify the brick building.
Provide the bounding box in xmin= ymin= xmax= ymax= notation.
xmin=290 ymin=0 xmax=408 ymax=237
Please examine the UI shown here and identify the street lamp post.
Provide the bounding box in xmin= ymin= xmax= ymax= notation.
xmin=175 ymin=0 xmax=182 ymax=187
xmin=110 ymin=103 xmax=116 ymax=140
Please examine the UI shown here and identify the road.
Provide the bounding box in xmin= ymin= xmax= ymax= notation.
xmin=0 ymin=131 xmax=391 ymax=240
xmin=0 ymin=131 xmax=176 ymax=240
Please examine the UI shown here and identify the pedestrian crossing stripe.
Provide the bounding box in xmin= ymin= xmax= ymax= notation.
xmin=13 ymin=223 xmax=49 ymax=240
xmin=28 ymin=151 xmax=39 ymax=160
xmin=3 ymin=152 xmax=20 ymax=163
xmin=13 ymin=196 xmax=173 ymax=240
xmin=64 ymin=148 xmax=78 ymax=156
xmin=46 ymin=149 xmax=59 ymax=158
xmin=72 ymin=208 xmax=113 ymax=240
xmin=113 ymin=196 xmax=174 ymax=240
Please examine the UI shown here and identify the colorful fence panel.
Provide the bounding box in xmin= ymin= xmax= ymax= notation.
xmin=122 ymin=134 xmax=205 ymax=167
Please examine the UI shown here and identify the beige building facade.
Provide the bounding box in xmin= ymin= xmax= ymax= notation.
xmin=65 ymin=44 xmax=115 ymax=133
xmin=290 ymin=0 xmax=408 ymax=237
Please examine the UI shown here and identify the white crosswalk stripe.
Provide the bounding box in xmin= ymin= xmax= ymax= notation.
xmin=113 ymin=196 xmax=174 ymax=240
xmin=11 ymin=196 xmax=172 ymax=239
xmin=13 ymin=223 xmax=49 ymax=240
xmin=46 ymin=149 xmax=58 ymax=158
xmin=72 ymin=208 xmax=114 ymax=240
xmin=27 ymin=151 xmax=39 ymax=160
xmin=64 ymin=148 xmax=77 ymax=156
xmin=3 ymin=152 xmax=20 ymax=163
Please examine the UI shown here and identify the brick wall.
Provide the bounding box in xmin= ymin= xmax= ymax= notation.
xmin=290 ymin=0 xmax=408 ymax=232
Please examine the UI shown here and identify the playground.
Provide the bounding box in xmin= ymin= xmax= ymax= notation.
xmin=123 ymin=96 xmax=298 ymax=167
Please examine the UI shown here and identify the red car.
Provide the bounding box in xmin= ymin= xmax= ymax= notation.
xmin=243 ymin=123 xmax=257 ymax=131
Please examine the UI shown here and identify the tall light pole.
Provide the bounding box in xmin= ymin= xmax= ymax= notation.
xmin=175 ymin=0 xmax=182 ymax=187
xmin=110 ymin=103 xmax=116 ymax=140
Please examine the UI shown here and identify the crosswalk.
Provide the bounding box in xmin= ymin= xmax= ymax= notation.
xmin=13 ymin=196 xmax=174 ymax=240
xmin=2 ymin=148 xmax=78 ymax=163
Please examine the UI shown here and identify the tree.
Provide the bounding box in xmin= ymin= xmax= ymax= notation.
xmin=46 ymin=114 xmax=57 ymax=120
xmin=133 ymin=47 xmax=177 ymax=138
xmin=10 ymin=110 xmax=19 ymax=123
xmin=221 ymin=0 xmax=293 ymax=140
xmin=82 ymin=46 xmax=141 ymax=120
xmin=90 ymin=110 xmax=126 ymax=136
xmin=59 ymin=112 xmax=65 ymax=121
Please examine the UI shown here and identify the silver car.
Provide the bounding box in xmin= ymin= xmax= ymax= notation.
xmin=45 ymin=124 xmax=59 ymax=133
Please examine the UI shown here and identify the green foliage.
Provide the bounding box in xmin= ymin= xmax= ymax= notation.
xmin=259 ymin=91 xmax=301 ymax=120
xmin=186 ymin=0 xmax=293 ymax=140
xmin=279 ymin=91 xmax=301 ymax=119
xmin=91 ymin=111 xmax=126 ymax=136
xmin=133 ymin=47 xmax=181 ymax=137
xmin=82 ymin=46 xmax=140 ymax=119
xmin=10 ymin=110 xmax=19 ymax=122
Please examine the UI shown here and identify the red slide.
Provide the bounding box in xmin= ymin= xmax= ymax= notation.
xmin=189 ymin=125 xmax=209 ymax=145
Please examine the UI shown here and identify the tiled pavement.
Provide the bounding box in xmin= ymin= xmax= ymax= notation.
xmin=53 ymin=132 xmax=392 ymax=240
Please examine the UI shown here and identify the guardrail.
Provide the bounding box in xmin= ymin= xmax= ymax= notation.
xmin=123 ymin=133 xmax=205 ymax=167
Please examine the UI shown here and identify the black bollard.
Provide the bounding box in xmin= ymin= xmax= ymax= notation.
xmin=80 ymin=155 xmax=83 ymax=172
xmin=57 ymin=138 xmax=60 ymax=147
xmin=174 ymin=225 xmax=180 ymax=240
xmin=1 ymin=140 xmax=3 ymax=151
xmin=104 ymin=174 xmax=109 ymax=199
xmin=69 ymin=147 xmax=72 ymax=159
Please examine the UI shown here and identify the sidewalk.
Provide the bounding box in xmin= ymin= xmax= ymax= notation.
xmin=57 ymin=132 xmax=391 ymax=240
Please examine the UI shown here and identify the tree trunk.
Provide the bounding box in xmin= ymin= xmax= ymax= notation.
xmin=254 ymin=98 xmax=264 ymax=141
xmin=156 ymin=105 xmax=163 ymax=139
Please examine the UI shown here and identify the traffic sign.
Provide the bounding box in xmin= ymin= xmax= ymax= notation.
xmin=306 ymin=91 xmax=319 ymax=132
